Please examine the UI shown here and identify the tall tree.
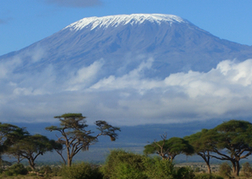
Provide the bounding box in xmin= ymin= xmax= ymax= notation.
xmin=46 ymin=113 xmax=120 ymax=166
xmin=210 ymin=120 xmax=252 ymax=176
xmin=144 ymin=134 xmax=194 ymax=162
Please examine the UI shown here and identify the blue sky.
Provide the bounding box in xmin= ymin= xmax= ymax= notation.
xmin=0 ymin=0 xmax=252 ymax=56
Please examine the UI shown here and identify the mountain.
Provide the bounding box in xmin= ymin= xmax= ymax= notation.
xmin=1 ymin=14 xmax=252 ymax=126
xmin=2 ymin=14 xmax=252 ymax=78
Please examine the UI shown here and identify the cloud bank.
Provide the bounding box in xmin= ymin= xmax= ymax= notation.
xmin=44 ymin=0 xmax=102 ymax=8
xmin=1 ymin=52 xmax=252 ymax=126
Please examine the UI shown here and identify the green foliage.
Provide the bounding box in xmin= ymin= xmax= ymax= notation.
xmin=194 ymin=173 xmax=224 ymax=179
xmin=4 ymin=163 xmax=28 ymax=176
xmin=218 ymin=162 xmax=232 ymax=178
xmin=242 ymin=162 xmax=252 ymax=178
xmin=144 ymin=136 xmax=194 ymax=161
xmin=58 ymin=113 xmax=84 ymax=118
xmin=39 ymin=165 xmax=52 ymax=175
xmin=50 ymin=166 xmax=62 ymax=176
xmin=102 ymin=150 xmax=196 ymax=179
xmin=110 ymin=162 xmax=147 ymax=179
xmin=175 ymin=167 xmax=195 ymax=179
xmin=7 ymin=134 xmax=57 ymax=170
xmin=101 ymin=149 xmax=147 ymax=179
xmin=194 ymin=167 xmax=201 ymax=172
xmin=60 ymin=162 xmax=103 ymax=179
xmin=144 ymin=157 xmax=175 ymax=179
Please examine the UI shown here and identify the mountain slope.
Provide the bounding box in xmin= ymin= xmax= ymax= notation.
xmin=2 ymin=14 xmax=252 ymax=78
xmin=2 ymin=14 xmax=252 ymax=125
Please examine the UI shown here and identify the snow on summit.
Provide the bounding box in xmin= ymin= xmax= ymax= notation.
xmin=65 ymin=14 xmax=186 ymax=31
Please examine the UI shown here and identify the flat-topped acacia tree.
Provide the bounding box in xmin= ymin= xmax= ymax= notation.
xmin=144 ymin=134 xmax=194 ymax=162
xmin=184 ymin=129 xmax=218 ymax=174
xmin=46 ymin=113 xmax=120 ymax=166
xmin=210 ymin=120 xmax=252 ymax=176
xmin=7 ymin=134 xmax=60 ymax=170
xmin=0 ymin=123 xmax=60 ymax=170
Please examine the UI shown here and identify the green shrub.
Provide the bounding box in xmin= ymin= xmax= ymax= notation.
xmin=194 ymin=173 xmax=224 ymax=179
xmin=39 ymin=165 xmax=52 ymax=174
xmin=102 ymin=150 xmax=197 ymax=179
xmin=144 ymin=157 xmax=175 ymax=179
xmin=101 ymin=149 xmax=147 ymax=179
xmin=194 ymin=167 xmax=201 ymax=173
xmin=61 ymin=162 xmax=103 ymax=179
xmin=111 ymin=162 xmax=147 ymax=179
xmin=175 ymin=167 xmax=195 ymax=179
xmin=242 ymin=162 xmax=252 ymax=178
xmin=218 ymin=162 xmax=232 ymax=178
xmin=51 ymin=165 xmax=62 ymax=176
xmin=4 ymin=163 xmax=28 ymax=176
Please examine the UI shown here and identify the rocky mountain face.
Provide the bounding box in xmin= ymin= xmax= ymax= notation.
xmin=2 ymin=14 xmax=252 ymax=78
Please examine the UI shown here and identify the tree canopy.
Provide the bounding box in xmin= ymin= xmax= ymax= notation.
xmin=144 ymin=134 xmax=194 ymax=162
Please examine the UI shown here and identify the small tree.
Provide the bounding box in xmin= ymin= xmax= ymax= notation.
xmin=46 ymin=113 xmax=120 ymax=166
xmin=184 ymin=129 xmax=218 ymax=174
xmin=210 ymin=120 xmax=252 ymax=176
xmin=0 ymin=123 xmax=29 ymax=164
xmin=7 ymin=134 xmax=58 ymax=170
xmin=144 ymin=134 xmax=194 ymax=162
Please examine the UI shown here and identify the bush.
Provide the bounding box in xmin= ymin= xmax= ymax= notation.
xmin=194 ymin=173 xmax=224 ymax=179
xmin=218 ymin=162 xmax=232 ymax=178
xmin=194 ymin=167 xmax=201 ymax=173
xmin=144 ymin=157 xmax=175 ymax=179
xmin=175 ymin=166 xmax=195 ymax=179
xmin=102 ymin=150 xmax=197 ymax=179
xmin=61 ymin=162 xmax=103 ymax=179
xmin=242 ymin=162 xmax=252 ymax=178
xmin=51 ymin=165 xmax=62 ymax=176
xmin=111 ymin=162 xmax=147 ymax=179
xmin=101 ymin=149 xmax=147 ymax=179
xmin=4 ymin=163 xmax=28 ymax=176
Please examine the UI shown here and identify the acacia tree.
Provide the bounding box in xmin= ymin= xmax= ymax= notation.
xmin=144 ymin=134 xmax=194 ymax=162
xmin=209 ymin=120 xmax=252 ymax=176
xmin=7 ymin=134 xmax=60 ymax=170
xmin=184 ymin=129 xmax=218 ymax=174
xmin=0 ymin=123 xmax=29 ymax=164
xmin=46 ymin=113 xmax=120 ymax=166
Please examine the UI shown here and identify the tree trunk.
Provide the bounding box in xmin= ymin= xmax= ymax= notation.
xmin=67 ymin=156 xmax=72 ymax=167
xmin=17 ymin=155 xmax=20 ymax=164
xmin=235 ymin=161 xmax=240 ymax=176
xmin=206 ymin=161 xmax=211 ymax=174
xmin=28 ymin=158 xmax=36 ymax=170
xmin=231 ymin=160 xmax=236 ymax=174
xmin=199 ymin=152 xmax=211 ymax=174
xmin=66 ymin=145 xmax=72 ymax=166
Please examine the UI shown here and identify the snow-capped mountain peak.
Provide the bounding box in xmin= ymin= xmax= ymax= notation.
xmin=65 ymin=14 xmax=186 ymax=31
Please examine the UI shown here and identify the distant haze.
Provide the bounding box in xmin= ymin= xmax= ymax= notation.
xmin=1 ymin=14 xmax=252 ymax=125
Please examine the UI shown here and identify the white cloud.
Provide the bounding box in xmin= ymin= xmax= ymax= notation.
xmin=1 ymin=57 xmax=252 ymax=125
xmin=66 ymin=60 xmax=104 ymax=91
